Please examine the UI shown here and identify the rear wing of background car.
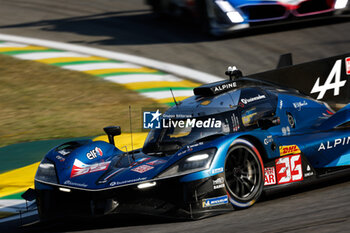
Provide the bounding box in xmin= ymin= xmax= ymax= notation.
xmin=247 ymin=53 xmax=350 ymax=105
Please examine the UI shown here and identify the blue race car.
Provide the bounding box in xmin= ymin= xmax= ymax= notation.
xmin=146 ymin=0 xmax=350 ymax=35
xmin=28 ymin=54 xmax=350 ymax=220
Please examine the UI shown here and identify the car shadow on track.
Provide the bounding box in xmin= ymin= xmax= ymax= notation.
xmin=0 ymin=10 xmax=349 ymax=46
xmin=15 ymin=214 xmax=184 ymax=233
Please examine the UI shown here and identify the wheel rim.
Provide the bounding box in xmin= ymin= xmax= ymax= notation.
xmin=225 ymin=146 xmax=262 ymax=200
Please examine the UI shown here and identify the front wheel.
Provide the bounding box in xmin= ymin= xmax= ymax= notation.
xmin=224 ymin=139 xmax=264 ymax=209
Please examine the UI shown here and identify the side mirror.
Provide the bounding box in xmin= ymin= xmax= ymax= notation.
xmin=257 ymin=117 xmax=280 ymax=130
xmin=103 ymin=126 xmax=121 ymax=146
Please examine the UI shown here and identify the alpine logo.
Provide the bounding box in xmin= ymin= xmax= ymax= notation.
xmin=70 ymin=159 xmax=110 ymax=178
xmin=310 ymin=59 xmax=347 ymax=100
xmin=211 ymin=82 xmax=237 ymax=94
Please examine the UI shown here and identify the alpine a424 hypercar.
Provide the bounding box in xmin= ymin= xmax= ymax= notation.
xmin=146 ymin=0 xmax=350 ymax=35
xmin=29 ymin=54 xmax=350 ymax=220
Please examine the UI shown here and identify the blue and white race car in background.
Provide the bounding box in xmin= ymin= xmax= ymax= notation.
xmin=146 ymin=0 xmax=350 ymax=35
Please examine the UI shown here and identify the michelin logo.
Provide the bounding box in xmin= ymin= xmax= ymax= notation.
xmin=202 ymin=195 xmax=228 ymax=208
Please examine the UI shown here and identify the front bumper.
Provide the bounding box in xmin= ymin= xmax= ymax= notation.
xmin=35 ymin=174 xmax=233 ymax=220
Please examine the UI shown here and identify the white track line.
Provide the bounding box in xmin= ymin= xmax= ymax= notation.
xmin=0 ymin=199 xmax=25 ymax=208
xmin=0 ymin=33 xmax=223 ymax=83
xmin=0 ymin=42 xmax=27 ymax=48
xmin=141 ymin=90 xmax=194 ymax=99
xmin=62 ymin=62 xmax=141 ymax=71
xmin=0 ymin=210 xmax=38 ymax=223
xmin=14 ymin=51 xmax=88 ymax=60
xmin=104 ymin=74 xmax=182 ymax=84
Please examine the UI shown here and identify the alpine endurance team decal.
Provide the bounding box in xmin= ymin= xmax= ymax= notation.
xmin=70 ymin=159 xmax=110 ymax=178
xmin=318 ymin=137 xmax=350 ymax=151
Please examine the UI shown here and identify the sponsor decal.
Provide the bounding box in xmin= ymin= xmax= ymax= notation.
xmin=264 ymin=135 xmax=273 ymax=145
xmin=56 ymin=155 xmax=65 ymax=162
xmin=231 ymin=113 xmax=240 ymax=132
xmin=110 ymin=181 xmax=117 ymax=187
xmin=211 ymin=82 xmax=237 ymax=94
xmin=240 ymin=95 xmax=266 ymax=104
xmin=86 ymin=147 xmax=103 ymax=160
xmin=293 ymin=100 xmax=308 ymax=111
xmin=346 ymin=57 xmax=350 ymax=75
xmin=70 ymin=159 xmax=111 ymax=178
xmin=213 ymin=184 xmax=225 ymax=189
xmin=147 ymin=159 xmax=167 ymax=166
xmin=178 ymin=150 xmax=188 ymax=156
xmin=177 ymin=142 xmax=204 ymax=156
xmin=187 ymin=142 xmax=204 ymax=149
xmin=279 ymin=100 xmax=283 ymax=110
xmin=131 ymin=164 xmax=154 ymax=173
xmin=58 ymin=149 xmax=70 ymax=156
xmin=304 ymin=172 xmax=314 ymax=177
xmin=130 ymin=157 xmax=151 ymax=167
xmin=264 ymin=167 xmax=276 ymax=186
xmin=276 ymin=154 xmax=303 ymax=184
xmin=242 ymin=109 xmax=257 ymax=127
xmin=311 ymin=59 xmax=346 ymax=100
xmin=114 ymin=177 xmax=147 ymax=186
xmin=64 ymin=180 xmax=88 ymax=188
xmin=202 ymin=195 xmax=228 ymax=208
xmin=211 ymin=167 xmax=224 ymax=175
xmin=318 ymin=137 xmax=350 ymax=151
xmin=213 ymin=177 xmax=225 ymax=190
xmin=200 ymin=100 xmax=211 ymax=106
xmin=279 ymin=145 xmax=301 ymax=156
xmin=304 ymin=165 xmax=314 ymax=177
xmin=281 ymin=126 xmax=290 ymax=136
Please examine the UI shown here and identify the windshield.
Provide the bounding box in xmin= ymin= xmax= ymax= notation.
xmin=142 ymin=113 xmax=232 ymax=155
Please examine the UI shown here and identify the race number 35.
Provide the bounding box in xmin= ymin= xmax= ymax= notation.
xmin=276 ymin=154 xmax=303 ymax=184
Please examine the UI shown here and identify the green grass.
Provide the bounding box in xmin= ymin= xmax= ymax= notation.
xmin=0 ymin=55 xmax=160 ymax=147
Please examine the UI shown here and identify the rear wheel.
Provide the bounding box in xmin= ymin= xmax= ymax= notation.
xmin=225 ymin=139 xmax=264 ymax=209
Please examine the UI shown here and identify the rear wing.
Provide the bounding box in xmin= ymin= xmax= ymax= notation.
xmin=247 ymin=53 xmax=350 ymax=105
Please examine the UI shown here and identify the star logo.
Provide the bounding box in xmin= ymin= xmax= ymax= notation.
xmin=150 ymin=109 xmax=162 ymax=122
xmin=143 ymin=109 xmax=162 ymax=129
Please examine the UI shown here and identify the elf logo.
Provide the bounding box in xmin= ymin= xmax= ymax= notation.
xmin=86 ymin=147 xmax=103 ymax=160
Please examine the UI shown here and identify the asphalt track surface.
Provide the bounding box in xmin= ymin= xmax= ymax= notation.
xmin=0 ymin=0 xmax=350 ymax=232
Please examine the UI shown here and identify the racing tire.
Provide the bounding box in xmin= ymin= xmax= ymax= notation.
xmin=224 ymin=139 xmax=264 ymax=209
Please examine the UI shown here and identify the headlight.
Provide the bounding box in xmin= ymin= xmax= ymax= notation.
xmin=157 ymin=148 xmax=217 ymax=179
xmin=335 ymin=0 xmax=348 ymax=9
xmin=35 ymin=158 xmax=58 ymax=184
